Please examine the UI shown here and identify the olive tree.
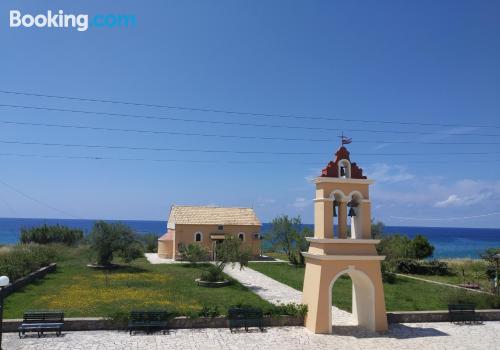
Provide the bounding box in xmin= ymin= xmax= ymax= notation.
xmin=88 ymin=221 xmax=144 ymax=266
xmin=266 ymin=215 xmax=311 ymax=266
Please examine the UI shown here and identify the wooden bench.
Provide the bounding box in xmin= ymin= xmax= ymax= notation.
xmin=128 ymin=310 xmax=169 ymax=335
xmin=448 ymin=304 xmax=482 ymax=324
xmin=18 ymin=311 xmax=64 ymax=338
xmin=228 ymin=307 xmax=264 ymax=332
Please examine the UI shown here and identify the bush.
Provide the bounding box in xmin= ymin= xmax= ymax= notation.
xmin=88 ymin=221 xmax=144 ymax=266
xmin=268 ymin=303 xmax=308 ymax=317
xmin=0 ymin=244 xmax=58 ymax=282
xmin=139 ymin=233 xmax=159 ymax=253
xmin=179 ymin=243 xmax=209 ymax=264
xmin=200 ymin=265 xmax=224 ymax=282
xmin=20 ymin=224 xmax=83 ymax=246
xmin=198 ymin=305 xmax=220 ymax=318
xmin=106 ymin=310 xmax=130 ymax=329
xmin=378 ymin=233 xmax=435 ymax=260
xmin=381 ymin=262 xmax=397 ymax=283
xmin=395 ymin=259 xmax=450 ymax=275
xmin=411 ymin=234 xmax=435 ymax=259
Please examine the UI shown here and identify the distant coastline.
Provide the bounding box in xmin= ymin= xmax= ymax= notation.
xmin=0 ymin=217 xmax=498 ymax=259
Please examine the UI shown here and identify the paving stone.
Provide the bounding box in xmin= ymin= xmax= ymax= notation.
xmin=4 ymin=323 xmax=500 ymax=350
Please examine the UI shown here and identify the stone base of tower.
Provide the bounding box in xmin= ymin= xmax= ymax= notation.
xmin=301 ymin=241 xmax=388 ymax=334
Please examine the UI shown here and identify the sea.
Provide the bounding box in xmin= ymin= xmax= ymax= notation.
xmin=0 ymin=218 xmax=499 ymax=259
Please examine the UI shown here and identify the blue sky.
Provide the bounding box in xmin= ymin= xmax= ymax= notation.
xmin=0 ymin=1 xmax=499 ymax=227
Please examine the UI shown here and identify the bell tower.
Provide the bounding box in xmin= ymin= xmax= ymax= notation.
xmin=302 ymin=141 xmax=388 ymax=333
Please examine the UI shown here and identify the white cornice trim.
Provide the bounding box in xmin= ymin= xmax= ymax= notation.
xmin=306 ymin=238 xmax=380 ymax=244
xmin=314 ymin=177 xmax=374 ymax=185
xmin=314 ymin=198 xmax=370 ymax=203
xmin=302 ymin=252 xmax=385 ymax=261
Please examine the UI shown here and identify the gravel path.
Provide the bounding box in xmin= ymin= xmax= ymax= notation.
xmin=223 ymin=264 xmax=354 ymax=325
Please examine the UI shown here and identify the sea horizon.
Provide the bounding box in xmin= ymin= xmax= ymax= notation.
xmin=0 ymin=217 xmax=499 ymax=259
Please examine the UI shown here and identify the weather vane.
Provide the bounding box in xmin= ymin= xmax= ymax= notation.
xmin=339 ymin=132 xmax=352 ymax=147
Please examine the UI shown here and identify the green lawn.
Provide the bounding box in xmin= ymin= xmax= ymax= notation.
xmin=249 ymin=262 xmax=499 ymax=312
xmin=4 ymin=247 xmax=272 ymax=319
xmin=401 ymin=259 xmax=493 ymax=292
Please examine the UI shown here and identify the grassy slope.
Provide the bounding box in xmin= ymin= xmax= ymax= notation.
xmin=248 ymin=262 xmax=496 ymax=312
xmin=403 ymin=259 xmax=492 ymax=292
xmin=4 ymin=248 xmax=271 ymax=318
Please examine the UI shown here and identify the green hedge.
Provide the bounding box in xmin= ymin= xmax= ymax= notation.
xmin=0 ymin=244 xmax=58 ymax=282
xmin=395 ymin=259 xmax=451 ymax=275
xmin=20 ymin=224 xmax=84 ymax=245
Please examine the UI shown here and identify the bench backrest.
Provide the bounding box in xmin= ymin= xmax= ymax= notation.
xmin=228 ymin=307 xmax=263 ymax=319
xmin=130 ymin=310 xmax=169 ymax=322
xmin=448 ymin=304 xmax=476 ymax=312
xmin=23 ymin=311 xmax=64 ymax=323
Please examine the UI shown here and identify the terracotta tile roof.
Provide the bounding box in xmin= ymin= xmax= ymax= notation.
xmin=168 ymin=205 xmax=261 ymax=226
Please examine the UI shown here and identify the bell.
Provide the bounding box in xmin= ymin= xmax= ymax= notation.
xmin=332 ymin=202 xmax=337 ymax=217
xmin=348 ymin=207 xmax=356 ymax=217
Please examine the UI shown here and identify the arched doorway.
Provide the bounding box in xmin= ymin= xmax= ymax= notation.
xmin=329 ymin=268 xmax=375 ymax=331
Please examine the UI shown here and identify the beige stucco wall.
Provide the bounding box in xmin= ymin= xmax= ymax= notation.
xmin=314 ymin=179 xmax=372 ymax=239
xmin=302 ymin=257 xmax=388 ymax=333
xmin=172 ymin=224 xmax=261 ymax=260
xmin=157 ymin=239 xmax=173 ymax=258
xmin=315 ymin=181 xmax=370 ymax=201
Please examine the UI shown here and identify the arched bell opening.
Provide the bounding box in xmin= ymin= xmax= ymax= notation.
xmin=330 ymin=191 xmax=346 ymax=239
xmin=347 ymin=192 xmax=363 ymax=239
xmin=329 ymin=268 xmax=376 ymax=332
xmin=338 ymin=159 xmax=351 ymax=179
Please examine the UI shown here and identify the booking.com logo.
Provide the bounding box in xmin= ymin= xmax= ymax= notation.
xmin=9 ymin=10 xmax=136 ymax=32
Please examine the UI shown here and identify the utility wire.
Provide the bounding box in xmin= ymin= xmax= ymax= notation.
xmin=1 ymin=104 xmax=499 ymax=138
xmin=0 ymin=89 xmax=499 ymax=130
xmin=1 ymin=118 xmax=500 ymax=145
xmin=1 ymin=139 xmax=500 ymax=156
xmin=0 ymin=152 xmax=499 ymax=164
xmin=0 ymin=178 xmax=80 ymax=219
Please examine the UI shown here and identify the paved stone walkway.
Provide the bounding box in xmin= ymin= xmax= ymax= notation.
xmin=4 ymin=323 xmax=500 ymax=350
xmin=223 ymin=264 xmax=354 ymax=325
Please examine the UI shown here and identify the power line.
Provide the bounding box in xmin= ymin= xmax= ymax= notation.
xmin=0 ymin=89 xmax=499 ymax=130
xmin=0 ymin=152 xmax=499 ymax=165
xmin=2 ymin=103 xmax=500 ymax=138
xmin=0 ymin=178 xmax=80 ymax=219
xmin=1 ymin=139 xmax=500 ymax=156
xmin=2 ymin=118 xmax=500 ymax=145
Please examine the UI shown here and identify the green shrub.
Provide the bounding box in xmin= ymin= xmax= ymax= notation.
xmin=198 ymin=305 xmax=220 ymax=318
xmin=229 ymin=303 xmax=307 ymax=317
xmin=377 ymin=234 xmax=435 ymax=260
xmin=106 ymin=310 xmax=130 ymax=328
xmin=0 ymin=244 xmax=58 ymax=281
xmin=139 ymin=233 xmax=159 ymax=253
xmin=268 ymin=302 xmax=308 ymax=317
xmin=20 ymin=224 xmax=83 ymax=246
xmin=396 ymin=259 xmax=450 ymax=275
xmin=179 ymin=243 xmax=209 ymax=264
xmin=381 ymin=262 xmax=397 ymax=283
xmin=88 ymin=221 xmax=144 ymax=266
xmin=200 ymin=265 xmax=224 ymax=282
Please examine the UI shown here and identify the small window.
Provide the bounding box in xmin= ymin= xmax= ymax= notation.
xmin=238 ymin=232 xmax=245 ymax=242
xmin=218 ymin=225 xmax=224 ymax=231
xmin=195 ymin=232 xmax=202 ymax=242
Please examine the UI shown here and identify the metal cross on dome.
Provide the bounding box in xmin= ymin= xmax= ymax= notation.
xmin=339 ymin=132 xmax=352 ymax=146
